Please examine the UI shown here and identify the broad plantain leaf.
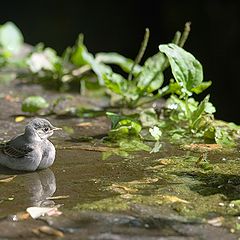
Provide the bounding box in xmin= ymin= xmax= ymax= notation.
xmin=159 ymin=43 xmax=203 ymax=93
xmin=22 ymin=96 xmax=49 ymax=113
xmin=96 ymin=52 xmax=142 ymax=76
xmin=0 ymin=22 xmax=24 ymax=53
xmin=71 ymin=35 xmax=111 ymax=84
xmin=103 ymin=73 xmax=128 ymax=95
xmin=136 ymin=52 xmax=165 ymax=93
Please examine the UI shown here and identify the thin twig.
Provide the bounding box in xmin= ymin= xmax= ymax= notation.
xmin=57 ymin=145 xmax=117 ymax=152
xmin=128 ymin=28 xmax=150 ymax=81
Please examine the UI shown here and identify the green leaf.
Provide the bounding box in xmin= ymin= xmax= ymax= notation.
xmin=214 ymin=127 xmax=236 ymax=148
xmin=22 ymin=96 xmax=49 ymax=113
xmin=149 ymin=126 xmax=162 ymax=141
xmin=136 ymin=52 xmax=165 ymax=93
xmin=96 ymin=52 xmax=142 ymax=76
xmin=191 ymin=81 xmax=212 ymax=94
xmin=150 ymin=141 xmax=162 ymax=153
xmin=213 ymin=121 xmax=240 ymax=148
xmin=191 ymin=95 xmax=216 ymax=128
xmin=103 ymin=73 xmax=128 ymax=95
xmin=106 ymin=112 xmax=126 ymax=129
xmin=139 ymin=108 xmax=158 ymax=127
xmin=27 ymin=47 xmax=60 ymax=73
xmin=71 ymin=35 xmax=111 ymax=85
xmin=108 ymin=116 xmax=142 ymax=140
xmin=159 ymin=43 xmax=203 ymax=93
xmin=118 ymin=139 xmax=151 ymax=152
xmin=0 ymin=22 xmax=24 ymax=53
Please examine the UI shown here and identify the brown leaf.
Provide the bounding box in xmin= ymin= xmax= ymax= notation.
xmin=207 ymin=216 xmax=224 ymax=227
xmin=181 ymin=143 xmax=222 ymax=152
xmin=76 ymin=122 xmax=94 ymax=127
xmin=109 ymin=184 xmax=138 ymax=194
xmin=33 ymin=226 xmax=64 ymax=237
xmin=162 ymin=195 xmax=189 ymax=203
xmin=0 ymin=175 xmax=17 ymax=183
xmin=10 ymin=212 xmax=30 ymax=221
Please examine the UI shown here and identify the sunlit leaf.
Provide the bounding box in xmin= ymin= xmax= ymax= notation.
xmin=149 ymin=126 xmax=162 ymax=141
xmin=0 ymin=22 xmax=24 ymax=53
xmin=139 ymin=108 xmax=158 ymax=127
xmin=15 ymin=116 xmax=25 ymax=122
xmin=96 ymin=52 xmax=142 ymax=76
xmin=136 ymin=52 xmax=165 ymax=93
xmin=22 ymin=96 xmax=49 ymax=113
xmin=0 ymin=175 xmax=17 ymax=183
xmin=159 ymin=43 xmax=203 ymax=93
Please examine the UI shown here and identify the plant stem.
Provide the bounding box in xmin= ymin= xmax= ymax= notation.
xmin=128 ymin=28 xmax=150 ymax=81
xmin=179 ymin=22 xmax=191 ymax=48
xmin=172 ymin=31 xmax=181 ymax=45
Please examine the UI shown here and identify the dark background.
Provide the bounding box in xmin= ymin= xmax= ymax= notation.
xmin=1 ymin=0 xmax=239 ymax=123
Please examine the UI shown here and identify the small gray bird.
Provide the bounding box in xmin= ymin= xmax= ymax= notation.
xmin=0 ymin=118 xmax=61 ymax=171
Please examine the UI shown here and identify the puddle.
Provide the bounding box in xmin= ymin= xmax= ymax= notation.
xmin=0 ymin=137 xmax=240 ymax=239
xmin=0 ymin=81 xmax=240 ymax=239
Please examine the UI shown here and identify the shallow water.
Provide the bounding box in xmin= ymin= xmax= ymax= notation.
xmin=0 ymin=79 xmax=240 ymax=238
xmin=0 ymin=137 xmax=240 ymax=239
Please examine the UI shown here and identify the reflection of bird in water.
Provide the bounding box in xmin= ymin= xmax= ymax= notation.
xmin=23 ymin=168 xmax=56 ymax=206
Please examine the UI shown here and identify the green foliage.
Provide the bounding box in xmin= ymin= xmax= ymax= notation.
xmin=22 ymin=96 xmax=49 ymax=113
xmin=106 ymin=112 xmax=142 ymax=139
xmin=0 ymin=21 xmax=239 ymax=151
xmin=159 ymin=43 xmax=212 ymax=96
xmin=0 ymin=22 xmax=23 ymax=54
xmin=96 ymin=52 xmax=142 ymax=76
xmin=0 ymin=22 xmax=24 ymax=66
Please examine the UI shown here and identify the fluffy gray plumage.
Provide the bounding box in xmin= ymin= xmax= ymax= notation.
xmin=0 ymin=118 xmax=61 ymax=171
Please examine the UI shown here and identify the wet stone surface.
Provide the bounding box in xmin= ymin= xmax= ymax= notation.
xmin=0 ymin=81 xmax=240 ymax=239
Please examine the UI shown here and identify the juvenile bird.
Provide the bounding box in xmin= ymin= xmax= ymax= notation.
xmin=0 ymin=118 xmax=61 ymax=171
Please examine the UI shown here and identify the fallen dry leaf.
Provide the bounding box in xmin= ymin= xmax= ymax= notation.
xmin=11 ymin=212 xmax=30 ymax=221
xmin=0 ymin=175 xmax=17 ymax=183
xmin=181 ymin=143 xmax=222 ymax=152
xmin=109 ymin=184 xmax=138 ymax=194
xmin=128 ymin=178 xmax=159 ymax=185
xmin=158 ymin=158 xmax=173 ymax=165
xmin=46 ymin=195 xmax=70 ymax=200
xmin=162 ymin=195 xmax=189 ymax=204
xmin=15 ymin=116 xmax=25 ymax=123
xmin=76 ymin=122 xmax=94 ymax=127
xmin=32 ymin=226 xmax=64 ymax=238
xmin=207 ymin=216 xmax=224 ymax=227
xmin=26 ymin=205 xmax=62 ymax=219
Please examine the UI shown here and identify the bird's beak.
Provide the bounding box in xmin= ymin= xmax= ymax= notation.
xmin=52 ymin=127 xmax=62 ymax=131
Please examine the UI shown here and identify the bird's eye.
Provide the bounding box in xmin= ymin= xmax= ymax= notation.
xmin=43 ymin=127 xmax=49 ymax=132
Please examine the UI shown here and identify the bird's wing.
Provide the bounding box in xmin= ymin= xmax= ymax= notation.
xmin=1 ymin=141 xmax=33 ymax=158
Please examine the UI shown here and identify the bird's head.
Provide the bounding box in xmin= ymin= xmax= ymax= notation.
xmin=26 ymin=118 xmax=61 ymax=140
